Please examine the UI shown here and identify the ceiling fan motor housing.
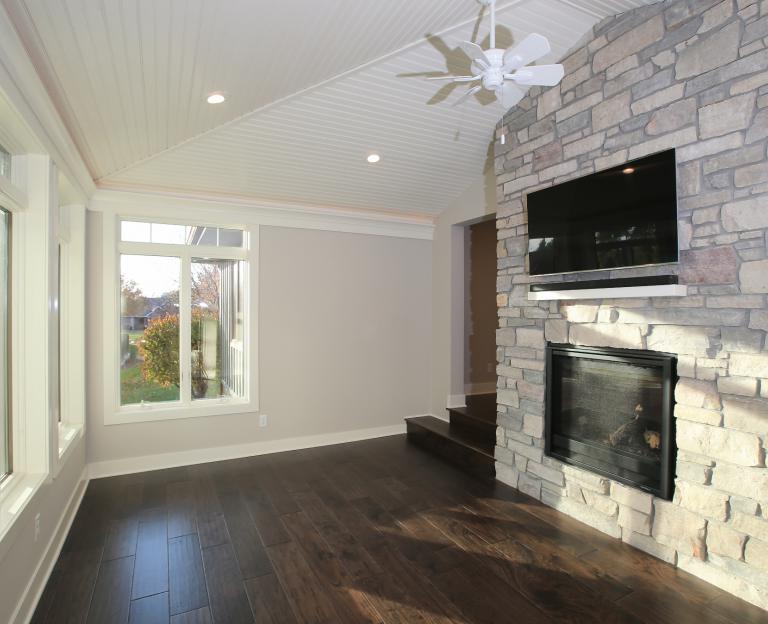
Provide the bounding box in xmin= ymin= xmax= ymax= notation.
xmin=473 ymin=49 xmax=505 ymax=91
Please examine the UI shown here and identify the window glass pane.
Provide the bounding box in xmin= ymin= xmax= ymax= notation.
xmin=121 ymin=221 xmax=151 ymax=243
xmin=0 ymin=209 xmax=10 ymax=479
xmin=120 ymin=255 xmax=180 ymax=405
xmin=151 ymin=223 xmax=187 ymax=245
xmin=188 ymin=226 xmax=217 ymax=246
xmin=218 ymin=228 xmax=244 ymax=247
xmin=191 ymin=258 xmax=245 ymax=400
xmin=121 ymin=220 xmax=245 ymax=248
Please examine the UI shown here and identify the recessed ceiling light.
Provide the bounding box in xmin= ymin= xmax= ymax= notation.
xmin=206 ymin=92 xmax=226 ymax=104
xmin=367 ymin=153 xmax=381 ymax=164
xmin=622 ymin=167 xmax=635 ymax=174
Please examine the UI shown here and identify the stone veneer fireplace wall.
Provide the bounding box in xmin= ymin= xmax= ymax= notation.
xmin=494 ymin=0 xmax=768 ymax=610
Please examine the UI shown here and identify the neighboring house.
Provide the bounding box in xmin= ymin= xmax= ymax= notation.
xmin=121 ymin=315 xmax=147 ymax=331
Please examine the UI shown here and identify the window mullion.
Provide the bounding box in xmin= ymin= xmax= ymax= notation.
xmin=179 ymin=253 xmax=192 ymax=406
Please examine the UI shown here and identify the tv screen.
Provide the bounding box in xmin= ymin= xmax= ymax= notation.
xmin=527 ymin=150 xmax=678 ymax=276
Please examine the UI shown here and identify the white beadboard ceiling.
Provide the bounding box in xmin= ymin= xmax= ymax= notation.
xmin=5 ymin=0 xmax=658 ymax=217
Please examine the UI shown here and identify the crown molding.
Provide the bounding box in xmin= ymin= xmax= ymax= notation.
xmin=89 ymin=188 xmax=435 ymax=240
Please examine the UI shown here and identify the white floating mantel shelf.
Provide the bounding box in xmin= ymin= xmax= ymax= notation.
xmin=528 ymin=281 xmax=687 ymax=301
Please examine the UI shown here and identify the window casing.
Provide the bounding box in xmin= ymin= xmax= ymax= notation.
xmin=0 ymin=208 xmax=10 ymax=482
xmin=104 ymin=215 xmax=257 ymax=425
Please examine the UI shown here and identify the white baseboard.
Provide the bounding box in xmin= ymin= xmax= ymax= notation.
xmin=88 ymin=422 xmax=409 ymax=479
xmin=12 ymin=467 xmax=89 ymax=624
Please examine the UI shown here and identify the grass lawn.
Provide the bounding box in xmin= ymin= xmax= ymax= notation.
xmin=120 ymin=364 xmax=179 ymax=404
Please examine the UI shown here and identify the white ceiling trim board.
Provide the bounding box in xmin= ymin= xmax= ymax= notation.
xmin=90 ymin=189 xmax=435 ymax=241
xmin=0 ymin=2 xmax=94 ymax=201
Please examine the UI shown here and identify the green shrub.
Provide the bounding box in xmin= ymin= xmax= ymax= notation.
xmin=139 ymin=311 xmax=216 ymax=389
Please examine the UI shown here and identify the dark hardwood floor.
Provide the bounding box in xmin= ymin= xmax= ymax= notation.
xmin=32 ymin=434 xmax=765 ymax=624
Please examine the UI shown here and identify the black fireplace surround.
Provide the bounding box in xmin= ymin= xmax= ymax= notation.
xmin=545 ymin=344 xmax=676 ymax=500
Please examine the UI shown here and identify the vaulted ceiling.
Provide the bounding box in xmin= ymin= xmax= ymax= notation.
xmin=4 ymin=0 xmax=658 ymax=216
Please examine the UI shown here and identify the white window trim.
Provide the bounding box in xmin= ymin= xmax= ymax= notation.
xmin=102 ymin=209 xmax=259 ymax=426
xmin=0 ymin=154 xmax=63 ymax=548
xmin=55 ymin=204 xmax=86 ymax=473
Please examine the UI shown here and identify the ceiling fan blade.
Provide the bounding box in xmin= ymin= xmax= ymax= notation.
xmin=503 ymin=33 xmax=551 ymax=71
xmin=453 ymin=85 xmax=482 ymax=107
xmin=427 ymin=75 xmax=481 ymax=82
xmin=505 ymin=64 xmax=564 ymax=86
xmin=500 ymin=82 xmax=527 ymax=109
xmin=459 ymin=40 xmax=489 ymax=66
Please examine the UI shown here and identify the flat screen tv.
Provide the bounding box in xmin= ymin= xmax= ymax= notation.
xmin=527 ymin=149 xmax=678 ymax=276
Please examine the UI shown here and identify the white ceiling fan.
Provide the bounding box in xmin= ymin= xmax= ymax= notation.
xmin=428 ymin=0 xmax=565 ymax=109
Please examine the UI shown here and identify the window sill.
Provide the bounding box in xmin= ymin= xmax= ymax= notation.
xmin=105 ymin=399 xmax=257 ymax=426
xmin=56 ymin=423 xmax=83 ymax=476
xmin=0 ymin=471 xmax=46 ymax=563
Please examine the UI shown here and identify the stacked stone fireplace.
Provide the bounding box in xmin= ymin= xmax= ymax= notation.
xmin=494 ymin=0 xmax=768 ymax=610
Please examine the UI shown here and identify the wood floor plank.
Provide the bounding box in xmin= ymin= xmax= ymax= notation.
xmin=86 ymin=555 xmax=135 ymax=624
xmin=103 ymin=518 xmax=140 ymax=561
xmin=169 ymin=534 xmax=208 ymax=616
xmin=132 ymin=512 xmax=169 ymax=599
xmin=196 ymin=512 xmax=228 ymax=549
xmin=42 ymin=548 xmax=102 ymax=624
xmin=129 ymin=592 xmax=170 ymax=624
xmin=431 ymin=564 xmax=551 ymax=624
xmin=217 ymin=491 xmax=273 ymax=578
xmin=267 ymin=541 xmax=339 ymax=624
xmin=281 ymin=510 xmax=353 ymax=587
xmin=437 ymin=501 xmax=633 ymax=601
xmin=292 ymin=490 xmax=382 ymax=580
xmin=244 ymin=573 xmax=299 ymax=624
xmin=706 ymin=593 xmax=768 ymax=624
xmin=356 ymin=573 xmax=434 ymax=624
xmin=170 ymin=607 xmax=212 ymax=624
xmin=618 ymin=587 xmax=735 ymax=624
xmin=201 ymin=542 xmax=254 ymax=624
xmin=255 ymin=466 xmax=301 ymax=515
xmin=167 ymin=481 xmax=198 ymax=538
xmin=240 ymin=477 xmax=291 ymax=546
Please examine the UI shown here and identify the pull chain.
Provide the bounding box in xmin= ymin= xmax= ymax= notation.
xmin=500 ymin=111 xmax=506 ymax=145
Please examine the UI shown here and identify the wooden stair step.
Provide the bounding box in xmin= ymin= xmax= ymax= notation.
xmin=447 ymin=407 xmax=497 ymax=438
xmin=405 ymin=416 xmax=495 ymax=482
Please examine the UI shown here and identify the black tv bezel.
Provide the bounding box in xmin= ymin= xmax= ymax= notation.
xmin=525 ymin=149 xmax=680 ymax=277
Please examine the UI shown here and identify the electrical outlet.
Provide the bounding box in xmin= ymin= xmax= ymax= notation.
xmin=259 ymin=413 xmax=268 ymax=428
xmin=34 ymin=513 xmax=41 ymax=543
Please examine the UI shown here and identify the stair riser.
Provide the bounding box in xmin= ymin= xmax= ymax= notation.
xmin=464 ymin=393 xmax=497 ymax=412
xmin=448 ymin=411 xmax=497 ymax=439
xmin=407 ymin=421 xmax=495 ymax=482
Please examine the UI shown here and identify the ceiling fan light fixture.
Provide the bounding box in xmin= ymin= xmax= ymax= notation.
xmin=206 ymin=92 xmax=226 ymax=104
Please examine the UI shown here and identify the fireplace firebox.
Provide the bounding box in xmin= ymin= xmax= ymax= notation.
xmin=545 ymin=344 xmax=676 ymax=500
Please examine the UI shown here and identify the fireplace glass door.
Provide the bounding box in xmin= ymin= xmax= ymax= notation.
xmin=546 ymin=344 xmax=676 ymax=499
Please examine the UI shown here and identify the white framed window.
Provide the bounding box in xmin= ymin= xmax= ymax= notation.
xmin=102 ymin=213 xmax=258 ymax=425
xmin=56 ymin=205 xmax=86 ymax=467
xmin=0 ymin=153 xmax=67 ymax=548
xmin=0 ymin=207 xmax=10 ymax=483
